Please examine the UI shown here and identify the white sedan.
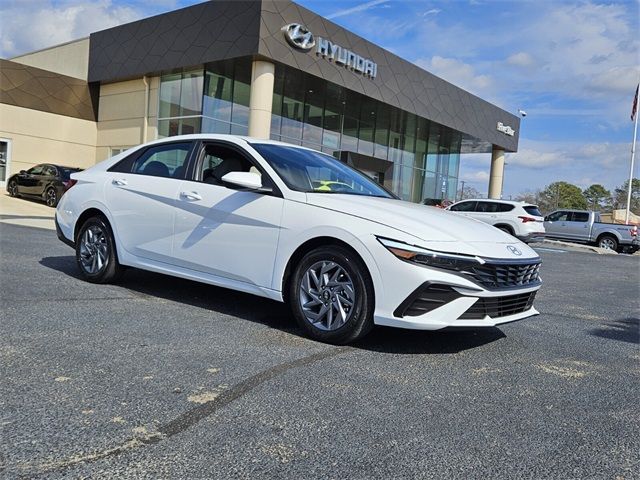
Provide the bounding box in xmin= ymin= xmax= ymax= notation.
xmin=55 ymin=135 xmax=542 ymax=344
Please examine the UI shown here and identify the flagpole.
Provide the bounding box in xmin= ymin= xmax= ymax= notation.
xmin=626 ymin=96 xmax=639 ymax=225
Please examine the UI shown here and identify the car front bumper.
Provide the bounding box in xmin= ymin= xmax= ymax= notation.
xmin=367 ymin=238 xmax=542 ymax=330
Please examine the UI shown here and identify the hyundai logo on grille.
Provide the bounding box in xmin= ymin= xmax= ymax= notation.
xmin=282 ymin=24 xmax=315 ymax=51
xmin=507 ymin=245 xmax=523 ymax=256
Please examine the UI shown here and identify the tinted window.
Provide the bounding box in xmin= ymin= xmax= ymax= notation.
xmin=27 ymin=165 xmax=45 ymax=175
xmin=523 ymin=206 xmax=542 ymax=217
xmin=570 ymin=212 xmax=589 ymax=222
xmin=476 ymin=201 xmax=503 ymax=213
xmin=547 ymin=211 xmax=570 ymax=222
xmin=497 ymin=203 xmax=515 ymax=212
xmin=58 ymin=167 xmax=81 ymax=180
xmin=450 ymin=201 xmax=476 ymax=212
xmin=43 ymin=166 xmax=57 ymax=176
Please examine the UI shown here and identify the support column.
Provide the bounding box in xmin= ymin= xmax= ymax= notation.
xmin=488 ymin=146 xmax=505 ymax=199
xmin=248 ymin=60 xmax=275 ymax=139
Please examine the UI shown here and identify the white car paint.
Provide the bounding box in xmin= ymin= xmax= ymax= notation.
xmin=446 ymin=198 xmax=545 ymax=243
xmin=56 ymin=134 xmax=541 ymax=331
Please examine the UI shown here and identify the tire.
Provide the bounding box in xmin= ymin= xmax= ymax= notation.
xmin=289 ymin=246 xmax=374 ymax=345
xmin=8 ymin=180 xmax=19 ymax=197
xmin=597 ymin=235 xmax=618 ymax=251
xmin=45 ymin=187 xmax=58 ymax=207
xmin=75 ymin=216 xmax=123 ymax=283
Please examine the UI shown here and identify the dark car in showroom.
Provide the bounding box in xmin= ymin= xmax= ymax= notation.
xmin=6 ymin=164 xmax=83 ymax=207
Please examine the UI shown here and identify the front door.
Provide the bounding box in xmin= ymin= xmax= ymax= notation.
xmin=171 ymin=142 xmax=284 ymax=289
xmin=544 ymin=211 xmax=571 ymax=238
xmin=105 ymin=141 xmax=194 ymax=263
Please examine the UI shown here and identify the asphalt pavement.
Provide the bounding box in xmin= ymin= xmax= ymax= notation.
xmin=1 ymin=223 xmax=638 ymax=479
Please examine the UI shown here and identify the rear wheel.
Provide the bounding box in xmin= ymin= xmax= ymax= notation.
xmin=597 ymin=235 xmax=618 ymax=251
xmin=75 ymin=216 xmax=123 ymax=283
xmin=290 ymin=246 xmax=374 ymax=344
xmin=8 ymin=180 xmax=19 ymax=197
xmin=496 ymin=225 xmax=514 ymax=236
xmin=45 ymin=187 xmax=58 ymax=207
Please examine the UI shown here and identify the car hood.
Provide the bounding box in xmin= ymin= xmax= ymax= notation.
xmin=305 ymin=193 xmax=539 ymax=259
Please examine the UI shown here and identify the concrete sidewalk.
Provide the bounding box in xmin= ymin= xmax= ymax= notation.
xmin=0 ymin=193 xmax=55 ymax=230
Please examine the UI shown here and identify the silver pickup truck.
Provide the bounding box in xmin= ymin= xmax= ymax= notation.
xmin=544 ymin=210 xmax=639 ymax=252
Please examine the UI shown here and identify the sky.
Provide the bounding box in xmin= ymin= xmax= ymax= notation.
xmin=1 ymin=0 xmax=638 ymax=198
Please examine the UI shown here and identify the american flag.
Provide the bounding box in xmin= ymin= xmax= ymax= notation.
xmin=632 ymin=84 xmax=639 ymax=122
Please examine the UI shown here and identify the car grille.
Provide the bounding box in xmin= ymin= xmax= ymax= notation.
xmin=459 ymin=291 xmax=536 ymax=320
xmin=465 ymin=261 xmax=541 ymax=290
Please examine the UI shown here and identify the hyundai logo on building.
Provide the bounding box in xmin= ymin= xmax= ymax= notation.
xmin=282 ymin=24 xmax=316 ymax=51
xmin=507 ymin=245 xmax=523 ymax=256
xmin=282 ymin=24 xmax=378 ymax=79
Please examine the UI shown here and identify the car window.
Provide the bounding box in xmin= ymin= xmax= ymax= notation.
xmin=523 ymin=206 xmax=542 ymax=217
xmin=43 ymin=166 xmax=57 ymax=176
xmin=476 ymin=201 xmax=500 ymax=213
xmin=198 ymin=143 xmax=277 ymax=193
xmin=547 ymin=211 xmax=569 ymax=222
xmin=450 ymin=201 xmax=476 ymax=212
xmin=27 ymin=165 xmax=45 ymax=175
xmin=58 ymin=167 xmax=81 ymax=180
xmin=570 ymin=212 xmax=589 ymax=222
xmin=131 ymin=142 xmax=192 ymax=178
xmin=497 ymin=203 xmax=515 ymax=212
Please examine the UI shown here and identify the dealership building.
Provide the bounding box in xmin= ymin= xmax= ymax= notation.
xmin=0 ymin=0 xmax=520 ymax=202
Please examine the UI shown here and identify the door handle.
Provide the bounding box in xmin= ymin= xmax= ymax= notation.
xmin=112 ymin=179 xmax=127 ymax=186
xmin=180 ymin=191 xmax=202 ymax=201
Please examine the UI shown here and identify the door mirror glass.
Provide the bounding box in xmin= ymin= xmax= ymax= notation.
xmin=221 ymin=171 xmax=262 ymax=190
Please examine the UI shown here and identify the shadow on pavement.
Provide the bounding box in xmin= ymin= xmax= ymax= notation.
xmin=589 ymin=317 xmax=639 ymax=344
xmin=40 ymin=255 xmax=506 ymax=354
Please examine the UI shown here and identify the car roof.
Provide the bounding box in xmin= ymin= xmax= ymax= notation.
xmin=454 ymin=198 xmax=535 ymax=206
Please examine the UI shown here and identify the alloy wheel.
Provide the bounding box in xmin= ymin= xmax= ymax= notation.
xmin=299 ymin=260 xmax=356 ymax=331
xmin=45 ymin=188 xmax=57 ymax=207
xmin=79 ymin=225 xmax=109 ymax=274
xmin=8 ymin=181 xmax=17 ymax=196
xmin=599 ymin=237 xmax=616 ymax=250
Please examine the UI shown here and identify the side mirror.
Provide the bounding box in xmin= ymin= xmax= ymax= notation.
xmin=221 ymin=171 xmax=263 ymax=190
xmin=19 ymin=170 xmax=27 ymax=174
xmin=544 ymin=216 xmax=549 ymax=222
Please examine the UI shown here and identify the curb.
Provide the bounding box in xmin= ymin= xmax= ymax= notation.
xmin=531 ymin=240 xmax=618 ymax=255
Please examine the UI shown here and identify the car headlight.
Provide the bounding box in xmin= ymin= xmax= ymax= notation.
xmin=377 ymin=237 xmax=485 ymax=272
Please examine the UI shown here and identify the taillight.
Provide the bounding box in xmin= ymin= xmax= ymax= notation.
xmin=63 ymin=179 xmax=77 ymax=191
xmin=518 ymin=216 xmax=537 ymax=223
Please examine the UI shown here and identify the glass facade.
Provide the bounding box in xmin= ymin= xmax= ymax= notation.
xmin=157 ymin=59 xmax=462 ymax=203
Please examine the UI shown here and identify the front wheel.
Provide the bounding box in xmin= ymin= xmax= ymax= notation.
xmin=597 ymin=235 xmax=618 ymax=251
xmin=75 ymin=216 xmax=123 ymax=283
xmin=45 ymin=187 xmax=58 ymax=207
xmin=290 ymin=246 xmax=374 ymax=344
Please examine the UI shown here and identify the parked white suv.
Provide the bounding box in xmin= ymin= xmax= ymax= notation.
xmin=446 ymin=199 xmax=545 ymax=243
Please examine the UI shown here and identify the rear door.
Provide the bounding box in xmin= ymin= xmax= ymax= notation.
xmin=448 ymin=201 xmax=477 ymax=219
xmin=39 ymin=165 xmax=57 ymax=196
xmin=105 ymin=141 xmax=195 ymax=263
xmin=471 ymin=201 xmax=500 ymax=224
xmin=566 ymin=211 xmax=591 ymax=241
xmin=171 ymin=141 xmax=284 ymax=289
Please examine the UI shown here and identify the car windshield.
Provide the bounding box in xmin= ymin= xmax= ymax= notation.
xmin=523 ymin=205 xmax=542 ymax=217
xmin=251 ymin=143 xmax=394 ymax=199
xmin=58 ymin=167 xmax=82 ymax=180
